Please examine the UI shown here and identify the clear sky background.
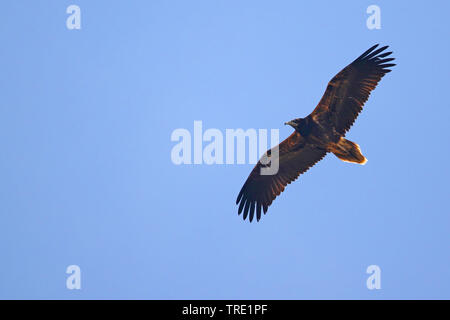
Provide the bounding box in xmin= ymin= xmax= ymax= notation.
xmin=1 ymin=1 xmax=449 ymax=299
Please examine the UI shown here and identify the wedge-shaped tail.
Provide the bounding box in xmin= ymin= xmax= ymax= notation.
xmin=329 ymin=137 xmax=367 ymax=165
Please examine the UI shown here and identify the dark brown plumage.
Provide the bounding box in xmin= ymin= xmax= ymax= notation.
xmin=236 ymin=44 xmax=395 ymax=222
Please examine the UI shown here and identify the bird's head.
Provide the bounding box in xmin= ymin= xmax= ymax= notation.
xmin=284 ymin=118 xmax=303 ymax=130
xmin=285 ymin=117 xmax=311 ymax=136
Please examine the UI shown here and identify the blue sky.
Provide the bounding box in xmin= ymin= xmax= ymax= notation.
xmin=1 ymin=1 xmax=449 ymax=299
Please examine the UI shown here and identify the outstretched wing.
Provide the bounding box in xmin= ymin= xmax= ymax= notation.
xmin=236 ymin=132 xmax=327 ymax=222
xmin=311 ymin=44 xmax=395 ymax=135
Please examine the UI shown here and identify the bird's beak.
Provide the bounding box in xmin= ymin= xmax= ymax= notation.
xmin=285 ymin=121 xmax=295 ymax=127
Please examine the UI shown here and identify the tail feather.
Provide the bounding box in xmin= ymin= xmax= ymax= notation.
xmin=329 ymin=138 xmax=367 ymax=165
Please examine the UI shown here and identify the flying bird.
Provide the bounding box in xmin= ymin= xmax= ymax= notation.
xmin=236 ymin=44 xmax=395 ymax=222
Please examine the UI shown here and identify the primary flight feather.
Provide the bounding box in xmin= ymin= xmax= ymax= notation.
xmin=236 ymin=44 xmax=395 ymax=222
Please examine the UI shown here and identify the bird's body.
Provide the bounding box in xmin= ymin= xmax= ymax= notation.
xmin=288 ymin=116 xmax=339 ymax=148
xmin=286 ymin=116 xmax=366 ymax=165
xmin=236 ymin=44 xmax=395 ymax=222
